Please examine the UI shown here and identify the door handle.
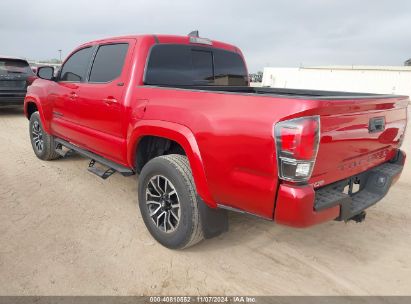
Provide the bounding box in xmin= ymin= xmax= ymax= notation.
xmin=103 ymin=97 xmax=118 ymax=105
xmin=69 ymin=92 xmax=78 ymax=100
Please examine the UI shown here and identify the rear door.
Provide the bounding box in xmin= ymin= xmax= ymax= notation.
xmin=71 ymin=40 xmax=134 ymax=162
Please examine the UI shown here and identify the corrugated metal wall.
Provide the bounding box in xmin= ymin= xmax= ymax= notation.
xmin=262 ymin=66 xmax=411 ymax=97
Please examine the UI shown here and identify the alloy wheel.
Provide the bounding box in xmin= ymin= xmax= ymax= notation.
xmin=32 ymin=121 xmax=44 ymax=153
xmin=145 ymin=175 xmax=181 ymax=233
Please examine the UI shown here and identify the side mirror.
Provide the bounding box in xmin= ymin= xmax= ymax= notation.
xmin=37 ymin=66 xmax=55 ymax=80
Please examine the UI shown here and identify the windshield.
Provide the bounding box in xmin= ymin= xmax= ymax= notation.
xmin=0 ymin=59 xmax=33 ymax=75
xmin=144 ymin=44 xmax=248 ymax=86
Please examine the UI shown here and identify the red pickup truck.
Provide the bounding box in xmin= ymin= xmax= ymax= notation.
xmin=24 ymin=33 xmax=408 ymax=249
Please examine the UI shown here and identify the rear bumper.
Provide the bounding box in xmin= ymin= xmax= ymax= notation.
xmin=0 ymin=92 xmax=26 ymax=106
xmin=274 ymin=150 xmax=406 ymax=228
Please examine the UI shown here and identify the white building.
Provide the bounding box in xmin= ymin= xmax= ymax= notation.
xmin=262 ymin=66 xmax=411 ymax=97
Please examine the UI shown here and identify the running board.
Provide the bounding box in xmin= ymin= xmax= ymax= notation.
xmin=88 ymin=159 xmax=116 ymax=180
xmin=55 ymin=145 xmax=74 ymax=158
xmin=54 ymin=138 xmax=134 ymax=177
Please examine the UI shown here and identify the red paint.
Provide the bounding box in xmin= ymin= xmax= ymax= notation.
xmin=274 ymin=184 xmax=340 ymax=227
xmin=24 ymin=34 xmax=408 ymax=227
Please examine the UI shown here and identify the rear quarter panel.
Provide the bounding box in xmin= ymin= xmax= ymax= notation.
xmin=133 ymin=87 xmax=312 ymax=218
xmin=130 ymin=86 xmax=408 ymax=219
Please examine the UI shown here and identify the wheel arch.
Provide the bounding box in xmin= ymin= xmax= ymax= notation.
xmin=128 ymin=120 xmax=216 ymax=207
xmin=24 ymin=97 xmax=51 ymax=133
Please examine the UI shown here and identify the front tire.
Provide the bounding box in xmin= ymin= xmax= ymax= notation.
xmin=29 ymin=112 xmax=60 ymax=160
xmin=138 ymin=154 xmax=204 ymax=249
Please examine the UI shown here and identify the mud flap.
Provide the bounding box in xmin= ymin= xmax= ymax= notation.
xmin=198 ymin=197 xmax=229 ymax=239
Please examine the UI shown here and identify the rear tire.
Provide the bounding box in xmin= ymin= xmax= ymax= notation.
xmin=138 ymin=154 xmax=204 ymax=249
xmin=29 ymin=112 xmax=60 ymax=161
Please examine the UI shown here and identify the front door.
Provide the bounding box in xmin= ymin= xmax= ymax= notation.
xmin=50 ymin=46 xmax=94 ymax=140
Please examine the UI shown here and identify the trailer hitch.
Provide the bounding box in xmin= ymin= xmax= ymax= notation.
xmin=349 ymin=211 xmax=366 ymax=223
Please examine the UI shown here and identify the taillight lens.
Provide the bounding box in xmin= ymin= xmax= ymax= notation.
xmin=27 ymin=75 xmax=37 ymax=86
xmin=274 ymin=116 xmax=320 ymax=182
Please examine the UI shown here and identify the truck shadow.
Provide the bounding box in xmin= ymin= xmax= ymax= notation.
xmin=189 ymin=208 xmax=401 ymax=263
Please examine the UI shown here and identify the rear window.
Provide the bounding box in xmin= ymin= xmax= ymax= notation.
xmin=0 ymin=59 xmax=33 ymax=75
xmin=89 ymin=43 xmax=129 ymax=83
xmin=144 ymin=44 xmax=248 ymax=86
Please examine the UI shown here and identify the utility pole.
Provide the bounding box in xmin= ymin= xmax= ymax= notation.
xmin=58 ymin=50 xmax=62 ymax=63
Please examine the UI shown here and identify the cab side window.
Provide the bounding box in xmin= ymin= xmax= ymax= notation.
xmin=89 ymin=43 xmax=129 ymax=83
xmin=60 ymin=47 xmax=93 ymax=82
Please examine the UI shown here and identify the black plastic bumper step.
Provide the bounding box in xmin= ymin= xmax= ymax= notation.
xmin=314 ymin=152 xmax=404 ymax=221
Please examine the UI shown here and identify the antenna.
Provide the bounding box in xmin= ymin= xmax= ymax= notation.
xmin=188 ymin=30 xmax=199 ymax=37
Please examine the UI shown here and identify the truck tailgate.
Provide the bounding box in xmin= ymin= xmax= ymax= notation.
xmin=309 ymin=96 xmax=408 ymax=187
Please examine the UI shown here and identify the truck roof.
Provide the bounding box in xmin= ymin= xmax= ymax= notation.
xmin=78 ymin=34 xmax=240 ymax=53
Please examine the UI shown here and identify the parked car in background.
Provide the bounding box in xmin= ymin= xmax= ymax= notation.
xmin=0 ymin=56 xmax=36 ymax=107
xmin=24 ymin=33 xmax=408 ymax=249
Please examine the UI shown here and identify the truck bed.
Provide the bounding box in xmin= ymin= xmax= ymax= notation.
xmin=140 ymin=83 xmax=408 ymax=206
xmin=154 ymin=85 xmax=407 ymax=100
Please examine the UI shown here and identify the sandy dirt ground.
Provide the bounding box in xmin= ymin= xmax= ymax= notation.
xmin=0 ymin=107 xmax=410 ymax=296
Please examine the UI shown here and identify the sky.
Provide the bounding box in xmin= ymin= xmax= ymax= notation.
xmin=1 ymin=0 xmax=411 ymax=72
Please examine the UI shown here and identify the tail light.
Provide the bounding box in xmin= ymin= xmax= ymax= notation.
xmin=26 ymin=75 xmax=37 ymax=86
xmin=274 ymin=116 xmax=320 ymax=182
